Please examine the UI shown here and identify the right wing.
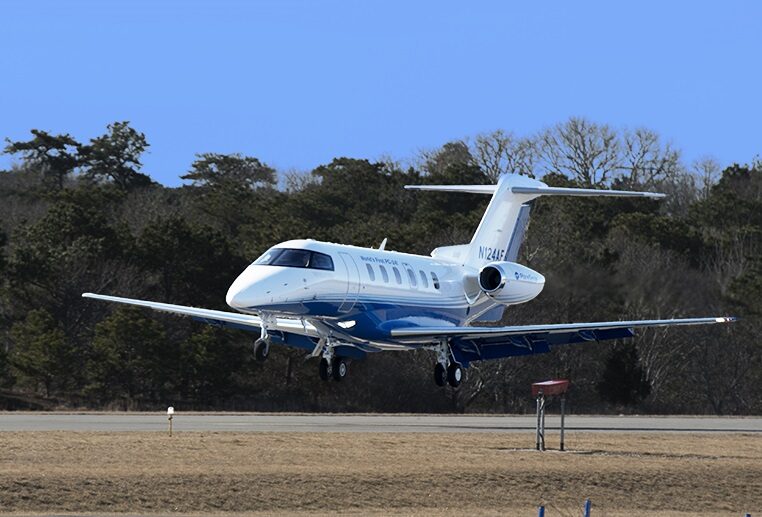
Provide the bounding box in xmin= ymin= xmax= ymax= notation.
xmin=83 ymin=292 xmax=264 ymax=329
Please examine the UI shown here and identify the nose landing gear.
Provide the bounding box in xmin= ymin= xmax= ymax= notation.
xmin=253 ymin=324 xmax=271 ymax=362
xmin=253 ymin=338 xmax=270 ymax=362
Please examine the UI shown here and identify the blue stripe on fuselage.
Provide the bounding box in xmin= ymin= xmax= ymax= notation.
xmin=247 ymin=297 xmax=492 ymax=340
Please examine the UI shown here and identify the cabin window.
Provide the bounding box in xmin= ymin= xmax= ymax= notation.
xmin=393 ymin=267 xmax=402 ymax=284
xmin=254 ymin=248 xmax=334 ymax=271
xmin=431 ymin=271 xmax=440 ymax=289
xmin=379 ymin=265 xmax=389 ymax=283
xmin=406 ymin=268 xmax=417 ymax=286
xmin=365 ymin=263 xmax=376 ymax=281
xmin=419 ymin=270 xmax=429 ymax=288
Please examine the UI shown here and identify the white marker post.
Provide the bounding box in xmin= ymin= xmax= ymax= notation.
xmin=167 ymin=406 xmax=174 ymax=437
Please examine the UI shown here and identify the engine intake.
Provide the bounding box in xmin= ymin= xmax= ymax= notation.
xmin=479 ymin=265 xmax=505 ymax=293
xmin=476 ymin=261 xmax=545 ymax=305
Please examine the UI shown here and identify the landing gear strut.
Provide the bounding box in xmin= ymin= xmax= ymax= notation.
xmin=433 ymin=341 xmax=463 ymax=388
xmin=317 ymin=339 xmax=348 ymax=382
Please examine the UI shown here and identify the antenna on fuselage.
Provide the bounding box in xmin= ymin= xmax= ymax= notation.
xmin=379 ymin=238 xmax=388 ymax=250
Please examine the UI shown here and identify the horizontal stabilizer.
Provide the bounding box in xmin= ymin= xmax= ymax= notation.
xmin=404 ymin=184 xmax=497 ymax=194
xmin=404 ymin=183 xmax=664 ymax=199
xmin=511 ymin=185 xmax=665 ymax=199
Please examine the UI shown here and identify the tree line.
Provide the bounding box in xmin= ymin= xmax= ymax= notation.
xmin=0 ymin=119 xmax=760 ymax=414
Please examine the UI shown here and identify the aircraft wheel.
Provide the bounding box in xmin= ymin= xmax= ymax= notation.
xmin=434 ymin=363 xmax=447 ymax=387
xmin=253 ymin=339 xmax=270 ymax=362
xmin=332 ymin=357 xmax=348 ymax=381
xmin=447 ymin=363 xmax=463 ymax=388
xmin=319 ymin=358 xmax=330 ymax=381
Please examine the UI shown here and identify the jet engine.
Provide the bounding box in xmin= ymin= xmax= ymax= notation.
xmin=478 ymin=261 xmax=545 ymax=305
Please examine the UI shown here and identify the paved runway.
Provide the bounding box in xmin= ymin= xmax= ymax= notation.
xmin=0 ymin=413 xmax=760 ymax=432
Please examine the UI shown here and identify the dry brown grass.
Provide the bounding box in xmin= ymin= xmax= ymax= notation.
xmin=0 ymin=431 xmax=760 ymax=516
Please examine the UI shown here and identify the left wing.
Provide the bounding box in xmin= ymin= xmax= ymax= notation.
xmin=391 ymin=317 xmax=736 ymax=341
xmin=391 ymin=316 xmax=736 ymax=365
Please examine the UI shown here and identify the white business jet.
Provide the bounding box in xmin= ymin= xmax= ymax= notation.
xmin=83 ymin=174 xmax=735 ymax=387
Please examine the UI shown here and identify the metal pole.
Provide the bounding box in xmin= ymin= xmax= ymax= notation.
xmin=560 ymin=394 xmax=566 ymax=452
xmin=583 ymin=498 xmax=591 ymax=517
xmin=538 ymin=505 xmax=545 ymax=517
xmin=168 ymin=415 xmax=173 ymax=437
xmin=535 ymin=394 xmax=541 ymax=450
xmin=540 ymin=395 xmax=545 ymax=450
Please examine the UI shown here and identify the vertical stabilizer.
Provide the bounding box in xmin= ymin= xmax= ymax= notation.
xmin=463 ymin=174 xmax=543 ymax=269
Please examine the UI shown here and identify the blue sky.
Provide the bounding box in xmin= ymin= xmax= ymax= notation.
xmin=1 ymin=0 xmax=760 ymax=186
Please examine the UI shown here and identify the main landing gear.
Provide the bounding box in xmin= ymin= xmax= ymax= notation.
xmin=433 ymin=342 xmax=463 ymax=388
xmin=317 ymin=339 xmax=348 ymax=382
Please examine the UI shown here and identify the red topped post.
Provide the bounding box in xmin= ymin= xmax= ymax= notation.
xmin=531 ymin=380 xmax=570 ymax=451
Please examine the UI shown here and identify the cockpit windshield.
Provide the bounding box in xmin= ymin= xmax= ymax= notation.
xmin=253 ymin=248 xmax=335 ymax=271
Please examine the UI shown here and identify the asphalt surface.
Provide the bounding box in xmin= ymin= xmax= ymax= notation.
xmin=0 ymin=413 xmax=760 ymax=433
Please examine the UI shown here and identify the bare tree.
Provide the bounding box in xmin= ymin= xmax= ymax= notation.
xmin=281 ymin=168 xmax=318 ymax=193
xmin=620 ymin=128 xmax=682 ymax=187
xmin=538 ymin=117 xmax=621 ymax=186
xmin=471 ymin=130 xmax=538 ymax=181
xmin=691 ymin=156 xmax=721 ymax=199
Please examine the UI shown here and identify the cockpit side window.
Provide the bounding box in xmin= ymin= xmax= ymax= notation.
xmin=309 ymin=251 xmax=334 ymax=270
xmin=254 ymin=248 xmax=334 ymax=271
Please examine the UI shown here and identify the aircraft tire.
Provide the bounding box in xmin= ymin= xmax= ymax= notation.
xmin=447 ymin=363 xmax=463 ymax=388
xmin=332 ymin=357 xmax=348 ymax=381
xmin=434 ymin=363 xmax=447 ymax=387
xmin=253 ymin=339 xmax=269 ymax=362
xmin=319 ymin=358 xmax=330 ymax=381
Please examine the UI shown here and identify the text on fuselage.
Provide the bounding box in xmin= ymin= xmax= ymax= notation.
xmin=478 ymin=246 xmax=506 ymax=262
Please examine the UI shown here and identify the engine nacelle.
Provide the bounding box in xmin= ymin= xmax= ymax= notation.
xmin=478 ymin=261 xmax=545 ymax=305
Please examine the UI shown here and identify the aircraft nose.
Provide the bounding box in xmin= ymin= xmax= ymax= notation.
xmin=225 ymin=282 xmax=246 ymax=309
xmin=226 ymin=266 xmax=281 ymax=310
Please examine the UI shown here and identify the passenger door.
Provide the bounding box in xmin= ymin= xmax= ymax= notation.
xmin=338 ymin=252 xmax=360 ymax=313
